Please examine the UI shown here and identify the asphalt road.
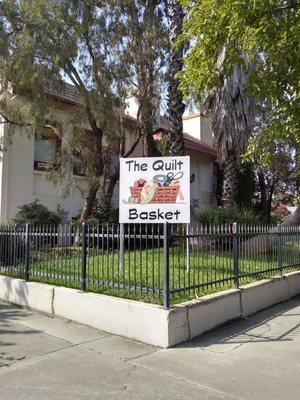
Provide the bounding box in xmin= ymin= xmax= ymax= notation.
xmin=1 ymin=296 xmax=300 ymax=400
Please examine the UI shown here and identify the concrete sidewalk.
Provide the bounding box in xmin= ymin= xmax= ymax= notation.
xmin=1 ymin=297 xmax=300 ymax=400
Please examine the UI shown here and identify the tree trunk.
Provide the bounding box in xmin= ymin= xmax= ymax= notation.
xmin=266 ymin=183 xmax=275 ymax=224
xmin=221 ymin=158 xmax=238 ymax=208
xmin=141 ymin=105 xmax=159 ymax=157
xmin=202 ymin=49 xmax=259 ymax=208
xmin=143 ymin=131 xmax=159 ymax=157
xmin=258 ymin=170 xmax=268 ymax=215
xmin=79 ymin=185 xmax=99 ymax=223
xmin=167 ymin=0 xmax=185 ymax=156
xmin=78 ymin=125 xmax=104 ymax=222
xmin=295 ymin=143 xmax=300 ymax=196
xmin=257 ymin=169 xmax=275 ymax=223
xmin=105 ymin=171 xmax=119 ymax=204
xmin=127 ymin=2 xmax=161 ymax=158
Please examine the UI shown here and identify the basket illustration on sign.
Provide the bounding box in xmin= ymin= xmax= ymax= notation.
xmin=123 ymin=172 xmax=185 ymax=205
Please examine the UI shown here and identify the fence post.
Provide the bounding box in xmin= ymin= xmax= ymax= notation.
xmin=24 ymin=223 xmax=30 ymax=281
xmin=232 ymin=222 xmax=239 ymax=289
xmin=81 ymin=222 xmax=87 ymax=291
xmin=163 ymin=223 xmax=170 ymax=310
xmin=277 ymin=225 xmax=283 ymax=276
xmin=119 ymin=223 xmax=125 ymax=269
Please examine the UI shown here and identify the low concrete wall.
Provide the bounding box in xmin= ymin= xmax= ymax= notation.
xmin=187 ymin=289 xmax=242 ymax=340
xmin=0 ymin=275 xmax=54 ymax=315
xmin=53 ymin=287 xmax=169 ymax=347
xmin=168 ymin=289 xmax=241 ymax=347
xmin=240 ymin=277 xmax=290 ymax=317
xmin=286 ymin=271 xmax=300 ymax=298
xmin=1 ymin=271 xmax=300 ymax=348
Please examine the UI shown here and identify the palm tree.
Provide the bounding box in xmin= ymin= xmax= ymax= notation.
xmin=201 ymin=48 xmax=258 ymax=208
xmin=166 ymin=0 xmax=185 ymax=156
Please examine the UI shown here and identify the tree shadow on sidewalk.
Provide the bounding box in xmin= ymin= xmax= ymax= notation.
xmin=181 ymin=296 xmax=300 ymax=352
xmin=0 ymin=302 xmax=40 ymax=367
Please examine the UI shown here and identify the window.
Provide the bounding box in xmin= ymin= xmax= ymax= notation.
xmin=34 ymin=128 xmax=59 ymax=171
xmin=72 ymin=149 xmax=85 ymax=176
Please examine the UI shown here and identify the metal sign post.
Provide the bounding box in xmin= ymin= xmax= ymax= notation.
xmin=186 ymin=223 xmax=190 ymax=272
xmin=118 ymin=156 xmax=191 ymax=308
xmin=163 ymin=223 xmax=170 ymax=309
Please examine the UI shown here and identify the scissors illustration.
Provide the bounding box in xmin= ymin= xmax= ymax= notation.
xmin=153 ymin=172 xmax=183 ymax=186
xmin=164 ymin=171 xmax=184 ymax=186
xmin=153 ymin=171 xmax=184 ymax=186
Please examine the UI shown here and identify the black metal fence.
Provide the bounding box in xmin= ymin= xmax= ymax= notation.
xmin=0 ymin=223 xmax=299 ymax=307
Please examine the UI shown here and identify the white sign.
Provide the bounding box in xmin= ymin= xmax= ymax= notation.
xmin=119 ymin=156 xmax=190 ymax=224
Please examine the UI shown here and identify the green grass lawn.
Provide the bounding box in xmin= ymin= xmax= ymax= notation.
xmin=1 ymin=240 xmax=299 ymax=305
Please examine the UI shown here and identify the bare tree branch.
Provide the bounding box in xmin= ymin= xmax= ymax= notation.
xmin=248 ymin=1 xmax=299 ymax=24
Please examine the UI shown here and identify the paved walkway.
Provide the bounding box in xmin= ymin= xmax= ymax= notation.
xmin=1 ymin=297 xmax=300 ymax=400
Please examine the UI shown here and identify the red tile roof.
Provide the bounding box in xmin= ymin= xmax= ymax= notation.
xmin=47 ymin=81 xmax=82 ymax=105
xmin=44 ymin=82 xmax=217 ymax=158
xmin=184 ymin=134 xmax=217 ymax=158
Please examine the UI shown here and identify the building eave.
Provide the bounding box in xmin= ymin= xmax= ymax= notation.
xmin=184 ymin=138 xmax=217 ymax=159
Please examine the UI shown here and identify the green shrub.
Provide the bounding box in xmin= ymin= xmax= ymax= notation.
xmin=87 ymin=195 xmax=118 ymax=224
xmin=196 ymin=207 xmax=263 ymax=225
xmin=12 ymin=200 xmax=67 ymax=226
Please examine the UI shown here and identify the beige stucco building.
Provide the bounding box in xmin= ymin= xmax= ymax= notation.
xmin=0 ymin=88 xmax=216 ymax=221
